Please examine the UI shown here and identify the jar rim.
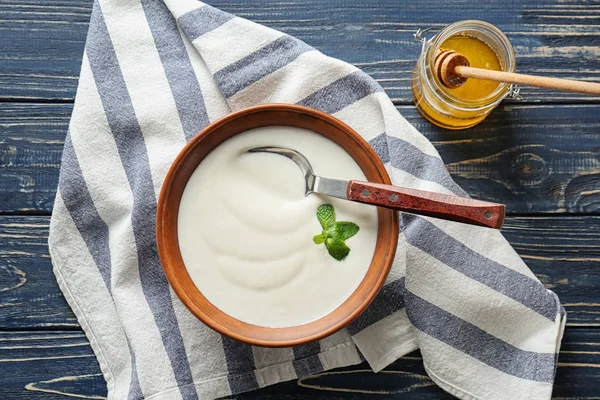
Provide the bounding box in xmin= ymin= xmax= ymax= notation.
xmin=422 ymin=20 xmax=516 ymax=111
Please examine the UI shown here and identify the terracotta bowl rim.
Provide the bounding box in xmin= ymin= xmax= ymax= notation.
xmin=156 ymin=104 xmax=399 ymax=347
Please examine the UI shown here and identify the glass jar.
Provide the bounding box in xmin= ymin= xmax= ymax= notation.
xmin=412 ymin=20 xmax=519 ymax=130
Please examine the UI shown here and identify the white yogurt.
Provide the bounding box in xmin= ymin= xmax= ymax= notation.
xmin=178 ymin=126 xmax=378 ymax=328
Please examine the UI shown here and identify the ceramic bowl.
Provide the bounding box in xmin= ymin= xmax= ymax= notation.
xmin=156 ymin=104 xmax=399 ymax=347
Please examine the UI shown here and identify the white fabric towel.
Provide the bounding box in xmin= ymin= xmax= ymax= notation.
xmin=49 ymin=1 xmax=566 ymax=399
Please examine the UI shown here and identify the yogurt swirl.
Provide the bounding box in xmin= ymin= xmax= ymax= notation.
xmin=178 ymin=126 xmax=378 ymax=328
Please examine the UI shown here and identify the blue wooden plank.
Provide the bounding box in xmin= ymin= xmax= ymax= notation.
xmin=0 ymin=328 xmax=597 ymax=399
xmin=0 ymin=331 xmax=106 ymax=399
xmin=0 ymin=216 xmax=77 ymax=329
xmin=0 ymin=103 xmax=68 ymax=213
xmin=0 ymin=0 xmax=599 ymax=102
xmin=416 ymin=104 xmax=600 ymax=214
xmin=2 ymin=103 xmax=599 ymax=214
xmin=0 ymin=0 xmax=90 ymax=101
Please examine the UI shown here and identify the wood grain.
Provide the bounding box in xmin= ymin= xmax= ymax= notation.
xmin=0 ymin=216 xmax=77 ymax=329
xmin=0 ymin=0 xmax=599 ymax=103
xmin=0 ymin=103 xmax=68 ymax=213
xmin=404 ymin=103 xmax=600 ymax=214
xmin=0 ymin=328 xmax=597 ymax=399
xmin=347 ymin=180 xmax=505 ymax=229
xmin=0 ymin=331 xmax=106 ymax=399
xmin=1 ymin=103 xmax=599 ymax=215
xmin=1 ymin=215 xmax=598 ymax=329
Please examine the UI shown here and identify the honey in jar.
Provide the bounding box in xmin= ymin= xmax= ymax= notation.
xmin=439 ymin=35 xmax=502 ymax=101
xmin=412 ymin=20 xmax=517 ymax=130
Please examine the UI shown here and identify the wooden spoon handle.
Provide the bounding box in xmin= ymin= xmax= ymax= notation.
xmin=455 ymin=66 xmax=600 ymax=96
xmin=347 ymin=180 xmax=505 ymax=229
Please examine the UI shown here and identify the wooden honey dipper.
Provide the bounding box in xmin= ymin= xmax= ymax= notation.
xmin=435 ymin=49 xmax=600 ymax=96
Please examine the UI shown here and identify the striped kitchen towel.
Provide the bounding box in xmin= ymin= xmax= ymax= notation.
xmin=49 ymin=0 xmax=566 ymax=399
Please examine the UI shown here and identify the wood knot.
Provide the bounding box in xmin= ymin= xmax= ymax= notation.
xmin=0 ymin=263 xmax=27 ymax=293
xmin=511 ymin=153 xmax=548 ymax=185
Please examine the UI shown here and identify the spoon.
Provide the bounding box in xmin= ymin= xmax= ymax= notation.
xmin=435 ymin=49 xmax=600 ymax=96
xmin=248 ymin=146 xmax=505 ymax=229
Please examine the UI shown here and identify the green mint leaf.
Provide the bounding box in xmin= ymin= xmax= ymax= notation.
xmin=325 ymin=238 xmax=351 ymax=261
xmin=332 ymin=221 xmax=360 ymax=241
xmin=316 ymin=204 xmax=336 ymax=229
xmin=313 ymin=204 xmax=359 ymax=262
xmin=324 ymin=221 xmax=360 ymax=241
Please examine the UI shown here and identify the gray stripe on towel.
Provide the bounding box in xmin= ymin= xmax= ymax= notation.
xmin=214 ymin=35 xmax=312 ymax=98
xmin=368 ymin=133 xmax=391 ymax=164
xmin=347 ymin=278 xmax=406 ymax=336
xmin=61 ymin=130 xmax=145 ymax=400
xmin=297 ymin=70 xmax=384 ymax=114
xmin=86 ymin=3 xmax=198 ymax=399
xmin=387 ymin=135 xmax=465 ymax=196
xmin=403 ymin=214 xmax=558 ymax=321
xmin=292 ymin=342 xmax=324 ymax=378
xmin=178 ymin=4 xmax=234 ymax=41
xmin=141 ymin=0 xmax=210 ymax=141
xmin=405 ymin=291 xmax=556 ymax=382
xmin=59 ymin=135 xmax=112 ymax=292
xmin=221 ymin=337 xmax=260 ymax=393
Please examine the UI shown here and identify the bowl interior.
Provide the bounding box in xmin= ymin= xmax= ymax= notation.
xmin=157 ymin=104 xmax=399 ymax=347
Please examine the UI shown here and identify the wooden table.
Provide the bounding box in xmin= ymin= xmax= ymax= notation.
xmin=1 ymin=0 xmax=599 ymax=398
